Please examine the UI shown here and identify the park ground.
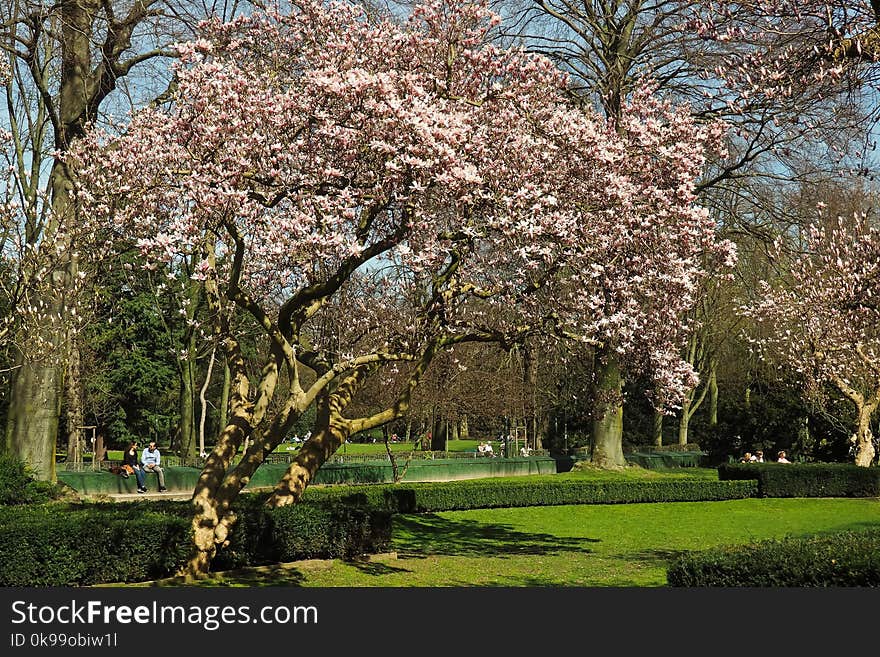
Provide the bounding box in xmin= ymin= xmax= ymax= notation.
xmin=102 ymin=466 xmax=880 ymax=588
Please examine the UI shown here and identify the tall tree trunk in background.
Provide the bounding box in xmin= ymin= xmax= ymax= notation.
xmin=431 ymin=416 xmax=447 ymax=451
xmin=177 ymin=349 xmax=196 ymax=458
xmin=64 ymin=337 xmax=84 ymax=466
xmin=678 ymin=360 xmax=713 ymax=446
xmin=536 ymin=413 xmax=549 ymax=449
xmin=524 ymin=343 xmax=538 ymax=450
xmin=591 ymin=347 xmax=625 ymax=467
xmin=3 ymin=0 xmax=188 ymax=480
xmin=678 ymin=398 xmax=692 ymax=446
xmin=708 ymin=368 xmax=718 ymax=427
xmin=653 ymin=409 xmax=664 ymax=447
xmin=176 ymin=276 xmax=202 ymax=459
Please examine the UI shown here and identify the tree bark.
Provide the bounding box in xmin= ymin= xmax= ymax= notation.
xmin=268 ymin=405 xmax=351 ymax=507
xmin=853 ymin=402 xmax=877 ymax=467
xmin=431 ymin=417 xmax=447 ymax=451
xmin=708 ymin=367 xmax=718 ymax=427
xmin=653 ymin=409 xmax=663 ymax=447
xmin=591 ymin=348 xmax=625 ymax=467
xmin=64 ymin=338 xmax=84 ymax=466
xmin=4 ymin=0 xmax=164 ymax=479
xmin=176 ymin=349 xmax=197 ymax=459
xmin=678 ymin=398 xmax=691 ymax=446
xmin=4 ymin=354 xmax=61 ymax=481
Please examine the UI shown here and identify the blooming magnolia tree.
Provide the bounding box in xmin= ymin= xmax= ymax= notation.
xmin=75 ymin=0 xmax=732 ymax=577
xmin=692 ymin=1 xmax=880 ymax=139
xmin=748 ymin=216 xmax=880 ymax=466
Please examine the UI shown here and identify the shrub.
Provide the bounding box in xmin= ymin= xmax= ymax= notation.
xmin=0 ymin=454 xmax=62 ymax=505
xmin=0 ymin=473 xmax=758 ymax=585
xmin=0 ymin=504 xmax=192 ymax=586
xmin=302 ymin=477 xmax=758 ymax=512
xmin=718 ymin=462 xmax=880 ymax=498
xmin=269 ymin=503 xmax=392 ymax=562
xmin=667 ymin=529 xmax=880 ymax=586
xmin=627 ymin=443 xmax=703 ymax=453
xmin=0 ymin=497 xmax=392 ymax=585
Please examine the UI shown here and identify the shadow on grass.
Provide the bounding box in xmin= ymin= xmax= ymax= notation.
xmin=150 ymin=563 xmax=308 ymax=587
xmin=346 ymin=560 xmax=413 ymax=576
xmin=626 ymin=519 xmax=880 ymax=571
xmin=391 ymin=513 xmax=599 ymax=558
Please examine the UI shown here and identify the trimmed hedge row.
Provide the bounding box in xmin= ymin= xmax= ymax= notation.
xmin=0 ymin=500 xmax=391 ymax=586
xmin=0 ymin=475 xmax=758 ymax=585
xmin=211 ymin=497 xmax=392 ymax=571
xmin=718 ymin=463 xmax=880 ymax=498
xmin=667 ymin=528 xmax=880 ymax=586
xmin=302 ymin=477 xmax=759 ymax=512
xmin=0 ymin=504 xmax=192 ymax=586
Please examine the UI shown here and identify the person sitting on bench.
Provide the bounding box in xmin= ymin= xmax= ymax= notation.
xmin=123 ymin=441 xmax=147 ymax=493
xmin=141 ymin=440 xmax=167 ymax=492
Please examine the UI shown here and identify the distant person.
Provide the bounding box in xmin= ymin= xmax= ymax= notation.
xmin=740 ymin=452 xmax=754 ymax=463
xmin=755 ymin=450 xmax=764 ymax=463
xmin=484 ymin=441 xmax=495 ymax=457
xmin=141 ymin=440 xmax=167 ymax=492
xmin=777 ymin=450 xmax=791 ymax=463
xmin=520 ymin=445 xmax=532 ymax=457
xmin=123 ymin=441 xmax=147 ymax=494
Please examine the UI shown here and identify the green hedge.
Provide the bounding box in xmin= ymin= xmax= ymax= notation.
xmin=269 ymin=503 xmax=391 ymax=563
xmin=625 ymin=452 xmax=705 ymax=468
xmin=718 ymin=463 xmax=880 ymax=498
xmin=302 ymin=477 xmax=758 ymax=512
xmin=0 ymin=475 xmax=760 ymax=585
xmin=0 ymin=504 xmax=192 ymax=586
xmin=0 ymin=454 xmax=63 ymax=505
xmin=0 ymin=499 xmax=391 ymax=586
xmin=210 ymin=496 xmax=391 ymax=570
xmin=667 ymin=529 xmax=880 ymax=586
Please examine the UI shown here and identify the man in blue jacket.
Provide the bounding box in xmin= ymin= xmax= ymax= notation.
xmin=141 ymin=440 xmax=167 ymax=492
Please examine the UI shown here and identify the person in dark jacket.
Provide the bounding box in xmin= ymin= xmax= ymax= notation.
xmin=123 ymin=441 xmax=147 ymax=493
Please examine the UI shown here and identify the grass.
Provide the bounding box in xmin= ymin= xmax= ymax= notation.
xmin=145 ymin=486 xmax=879 ymax=587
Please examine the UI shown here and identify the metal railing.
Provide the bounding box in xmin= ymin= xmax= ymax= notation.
xmin=56 ymin=454 xmax=202 ymax=472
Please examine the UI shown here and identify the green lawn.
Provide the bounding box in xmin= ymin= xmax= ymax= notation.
xmin=157 ymin=496 xmax=880 ymax=588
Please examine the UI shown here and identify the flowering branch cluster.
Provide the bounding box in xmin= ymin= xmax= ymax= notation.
xmin=74 ymin=0 xmax=733 ymax=410
xmin=746 ymin=214 xmax=880 ymax=464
